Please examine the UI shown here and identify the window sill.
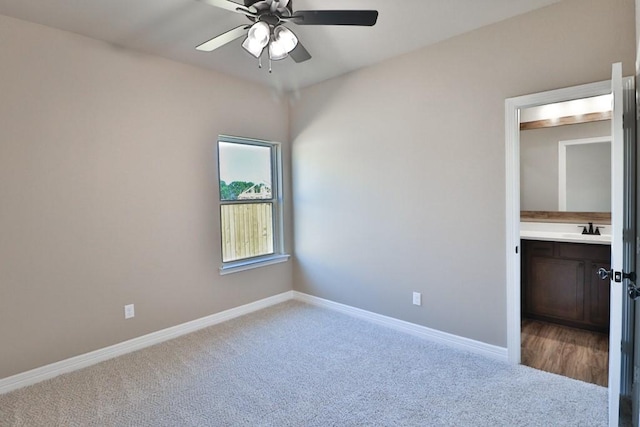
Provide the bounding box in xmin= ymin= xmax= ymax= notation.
xmin=219 ymin=254 xmax=290 ymax=275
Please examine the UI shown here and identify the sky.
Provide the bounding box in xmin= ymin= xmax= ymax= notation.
xmin=218 ymin=142 xmax=271 ymax=185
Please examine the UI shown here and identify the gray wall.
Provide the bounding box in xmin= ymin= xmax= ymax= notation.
xmin=520 ymin=120 xmax=611 ymax=211
xmin=0 ymin=14 xmax=291 ymax=379
xmin=290 ymin=0 xmax=635 ymax=347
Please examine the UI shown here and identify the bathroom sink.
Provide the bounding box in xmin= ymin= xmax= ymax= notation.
xmin=520 ymin=223 xmax=611 ymax=245
xmin=558 ymin=233 xmax=611 ymax=242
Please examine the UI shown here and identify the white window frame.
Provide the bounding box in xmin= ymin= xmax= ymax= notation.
xmin=217 ymin=135 xmax=289 ymax=275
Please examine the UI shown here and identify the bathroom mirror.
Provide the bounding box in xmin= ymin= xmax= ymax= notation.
xmin=559 ymin=137 xmax=611 ymax=212
xmin=519 ymin=96 xmax=611 ymax=213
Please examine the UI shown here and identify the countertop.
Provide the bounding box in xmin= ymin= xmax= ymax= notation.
xmin=520 ymin=222 xmax=611 ymax=245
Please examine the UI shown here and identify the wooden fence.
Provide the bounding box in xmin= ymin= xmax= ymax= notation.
xmin=221 ymin=203 xmax=273 ymax=262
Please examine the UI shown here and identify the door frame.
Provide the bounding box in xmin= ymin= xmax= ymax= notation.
xmin=505 ymin=76 xmax=634 ymax=417
xmin=505 ymin=78 xmax=612 ymax=362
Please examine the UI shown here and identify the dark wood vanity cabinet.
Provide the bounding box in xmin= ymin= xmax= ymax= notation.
xmin=521 ymin=240 xmax=610 ymax=332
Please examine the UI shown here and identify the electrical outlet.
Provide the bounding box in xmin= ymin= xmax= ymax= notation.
xmin=412 ymin=292 xmax=421 ymax=306
xmin=124 ymin=304 xmax=135 ymax=319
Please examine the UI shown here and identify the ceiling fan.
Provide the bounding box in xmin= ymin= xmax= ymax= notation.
xmin=196 ymin=0 xmax=378 ymax=70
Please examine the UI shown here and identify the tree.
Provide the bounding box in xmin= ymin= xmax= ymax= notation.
xmin=220 ymin=180 xmax=254 ymax=200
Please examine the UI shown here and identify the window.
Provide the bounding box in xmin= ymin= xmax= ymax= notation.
xmin=217 ymin=135 xmax=288 ymax=273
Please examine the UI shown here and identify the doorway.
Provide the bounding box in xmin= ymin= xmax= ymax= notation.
xmin=519 ymin=101 xmax=612 ymax=387
xmin=505 ymin=65 xmax=635 ymax=427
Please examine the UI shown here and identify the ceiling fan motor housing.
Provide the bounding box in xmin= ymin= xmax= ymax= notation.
xmin=258 ymin=14 xmax=280 ymax=26
xmin=244 ymin=0 xmax=293 ymax=15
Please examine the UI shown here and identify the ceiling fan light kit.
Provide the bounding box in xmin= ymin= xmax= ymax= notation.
xmin=197 ymin=0 xmax=378 ymax=72
xmin=268 ymin=26 xmax=298 ymax=60
xmin=241 ymin=21 xmax=298 ymax=62
xmin=241 ymin=21 xmax=271 ymax=58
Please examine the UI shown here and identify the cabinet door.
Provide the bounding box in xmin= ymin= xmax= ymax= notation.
xmin=588 ymin=261 xmax=611 ymax=328
xmin=527 ymin=256 xmax=585 ymax=322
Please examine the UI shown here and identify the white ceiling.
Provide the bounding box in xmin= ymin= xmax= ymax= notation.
xmin=0 ymin=0 xmax=562 ymax=92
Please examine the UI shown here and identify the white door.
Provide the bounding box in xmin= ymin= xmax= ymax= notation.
xmin=609 ymin=62 xmax=637 ymax=427
xmin=634 ymin=299 xmax=640 ymax=426
xmin=608 ymin=61 xmax=624 ymax=427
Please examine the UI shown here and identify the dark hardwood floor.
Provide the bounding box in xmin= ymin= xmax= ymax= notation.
xmin=521 ymin=319 xmax=609 ymax=387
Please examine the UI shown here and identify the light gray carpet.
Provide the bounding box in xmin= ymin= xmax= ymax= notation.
xmin=0 ymin=300 xmax=607 ymax=426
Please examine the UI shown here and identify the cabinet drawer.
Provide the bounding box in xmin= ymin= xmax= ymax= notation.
xmin=557 ymin=242 xmax=610 ymax=262
xmin=524 ymin=240 xmax=553 ymax=256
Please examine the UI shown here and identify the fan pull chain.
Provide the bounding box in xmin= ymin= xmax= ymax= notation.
xmin=269 ymin=58 xmax=272 ymax=73
xmin=258 ymin=57 xmax=262 ymax=69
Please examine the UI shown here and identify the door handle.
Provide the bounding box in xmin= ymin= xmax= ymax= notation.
xmin=597 ymin=268 xmax=613 ymax=280
xmin=597 ymin=268 xmax=640 ymax=299
xmin=597 ymin=268 xmax=636 ymax=282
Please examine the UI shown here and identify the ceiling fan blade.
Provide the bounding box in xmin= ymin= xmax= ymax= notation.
xmin=196 ymin=25 xmax=249 ymax=52
xmin=290 ymin=41 xmax=311 ymax=63
xmin=291 ymin=10 xmax=378 ymax=26
xmin=198 ymin=0 xmax=254 ymax=15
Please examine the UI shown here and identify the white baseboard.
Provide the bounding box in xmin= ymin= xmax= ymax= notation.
xmin=1 ymin=289 xmax=507 ymax=395
xmin=0 ymin=291 xmax=294 ymax=395
xmin=292 ymin=291 xmax=508 ymax=361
